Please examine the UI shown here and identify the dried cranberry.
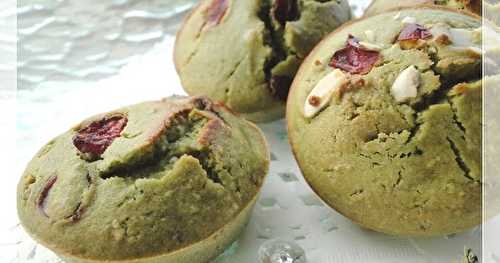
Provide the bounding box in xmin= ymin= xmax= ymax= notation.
xmin=205 ymin=0 xmax=229 ymax=27
xmin=37 ymin=176 xmax=57 ymax=217
xmin=73 ymin=115 xmax=127 ymax=158
xmin=329 ymin=35 xmax=381 ymax=75
xmin=270 ymin=75 xmax=292 ymax=101
xmin=273 ymin=0 xmax=299 ymax=25
xmin=397 ymin=23 xmax=432 ymax=41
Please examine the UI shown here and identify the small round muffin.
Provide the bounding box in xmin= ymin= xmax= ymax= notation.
xmin=174 ymin=0 xmax=352 ymax=122
xmin=365 ymin=0 xmax=481 ymax=16
xmin=17 ymin=96 xmax=269 ymax=263
xmin=287 ymin=7 xmax=482 ymax=236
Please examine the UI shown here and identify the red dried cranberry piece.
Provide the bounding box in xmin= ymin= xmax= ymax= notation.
xmin=73 ymin=115 xmax=127 ymax=158
xmin=329 ymin=35 xmax=381 ymax=75
xmin=397 ymin=23 xmax=432 ymax=41
xmin=273 ymin=0 xmax=299 ymax=25
xmin=37 ymin=176 xmax=57 ymax=217
xmin=205 ymin=0 xmax=229 ymax=27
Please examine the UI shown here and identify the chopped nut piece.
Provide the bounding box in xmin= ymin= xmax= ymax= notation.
xmin=435 ymin=34 xmax=452 ymax=45
xmin=399 ymin=39 xmax=428 ymax=50
xmin=365 ymin=30 xmax=375 ymax=42
xmin=401 ymin=16 xmax=417 ymax=24
xmin=359 ymin=41 xmax=383 ymax=51
xmin=430 ymin=23 xmax=452 ymax=45
xmin=304 ymin=69 xmax=349 ymax=118
xmin=391 ymin=65 xmax=420 ymax=103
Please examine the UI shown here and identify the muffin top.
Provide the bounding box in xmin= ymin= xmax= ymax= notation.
xmin=174 ymin=0 xmax=351 ymax=121
xmin=17 ymin=96 xmax=269 ymax=260
xmin=365 ymin=0 xmax=482 ymax=16
xmin=287 ymin=7 xmax=482 ymax=236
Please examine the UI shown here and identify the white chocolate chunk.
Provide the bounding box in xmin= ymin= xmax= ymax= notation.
xmin=401 ymin=16 xmax=417 ymax=24
xmin=304 ymin=69 xmax=349 ymax=118
xmin=391 ymin=66 xmax=420 ymax=103
xmin=359 ymin=41 xmax=383 ymax=51
xmin=365 ymin=30 xmax=376 ymax=42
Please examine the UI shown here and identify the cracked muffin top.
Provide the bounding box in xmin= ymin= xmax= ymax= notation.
xmin=17 ymin=96 xmax=269 ymax=261
xmin=365 ymin=0 xmax=482 ymax=16
xmin=287 ymin=7 xmax=482 ymax=236
xmin=174 ymin=0 xmax=351 ymax=122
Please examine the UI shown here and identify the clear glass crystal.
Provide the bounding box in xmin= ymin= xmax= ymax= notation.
xmin=258 ymin=239 xmax=306 ymax=263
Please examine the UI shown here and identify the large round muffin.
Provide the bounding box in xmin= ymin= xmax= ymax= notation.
xmin=365 ymin=0 xmax=481 ymax=16
xmin=174 ymin=0 xmax=351 ymax=122
xmin=287 ymin=7 xmax=482 ymax=236
xmin=17 ymin=96 xmax=269 ymax=263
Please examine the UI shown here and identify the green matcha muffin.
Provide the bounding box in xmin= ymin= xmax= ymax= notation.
xmin=365 ymin=0 xmax=481 ymax=16
xmin=17 ymin=96 xmax=269 ymax=263
xmin=287 ymin=7 xmax=482 ymax=236
xmin=174 ymin=0 xmax=352 ymax=122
